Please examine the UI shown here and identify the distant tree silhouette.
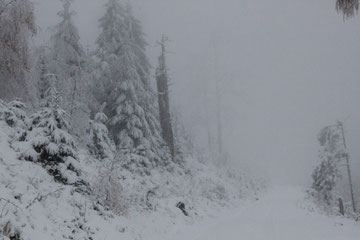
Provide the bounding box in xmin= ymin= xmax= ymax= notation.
xmin=336 ymin=0 xmax=359 ymax=19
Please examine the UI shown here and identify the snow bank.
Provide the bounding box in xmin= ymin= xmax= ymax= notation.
xmin=0 ymin=106 xmax=263 ymax=240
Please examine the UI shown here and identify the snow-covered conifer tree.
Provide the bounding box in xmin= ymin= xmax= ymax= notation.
xmin=95 ymin=0 xmax=170 ymax=170
xmin=312 ymin=159 xmax=339 ymax=205
xmin=172 ymin=109 xmax=194 ymax=160
xmin=311 ymin=126 xmax=344 ymax=204
xmin=0 ymin=0 xmax=36 ymax=100
xmin=125 ymin=2 xmax=151 ymax=87
xmin=88 ymin=103 xmax=115 ymax=160
xmin=21 ymin=77 xmax=82 ymax=185
xmin=40 ymin=0 xmax=91 ymax=136
xmin=47 ymin=0 xmax=85 ymax=87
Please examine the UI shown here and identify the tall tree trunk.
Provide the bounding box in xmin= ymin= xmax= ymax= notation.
xmin=338 ymin=121 xmax=356 ymax=212
xmin=156 ymin=35 xmax=175 ymax=158
xmin=216 ymin=79 xmax=223 ymax=160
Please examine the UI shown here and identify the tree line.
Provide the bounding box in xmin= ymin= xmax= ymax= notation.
xmin=0 ymin=0 xmax=182 ymax=197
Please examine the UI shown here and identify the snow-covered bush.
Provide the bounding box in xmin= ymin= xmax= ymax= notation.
xmin=91 ymin=151 xmax=128 ymax=216
xmin=0 ymin=100 xmax=27 ymax=128
xmin=311 ymin=159 xmax=340 ymax=206
xmin=0 ymin=199 xmax=24 ymax=240
xmin=0 ymin=100 xmax=29 ymax=143
xmin=92 ymin=171 xmax=128 ymax=216
xmin=19 ymin=106 xmax=83 ymax=186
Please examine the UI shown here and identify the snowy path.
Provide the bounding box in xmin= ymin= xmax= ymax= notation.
xmin=172 ymin=186 xmax=360 ymax=240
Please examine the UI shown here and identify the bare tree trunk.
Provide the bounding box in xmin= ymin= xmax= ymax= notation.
xmin=156 ymin=35 xmax=175 ymax=158
xmin=216 ymin=79 xmax=223 ymax=160
xmin=338 ymin=121 xmax=356 ymax=212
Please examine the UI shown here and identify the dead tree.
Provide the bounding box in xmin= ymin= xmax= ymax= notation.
xmin=338 ymin=121 xmax=356 ymax=212
xmin=156 ymin=35 xmax=175 ymax=158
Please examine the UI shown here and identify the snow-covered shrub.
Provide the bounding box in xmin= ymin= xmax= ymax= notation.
xmin=92 ymin=172 xmax=128 ymax=216
xmin=92 ymin=153 xmax=128 ymax=216
xmin=0 ymin=100 xmax=27 ymax=128
xmin=202 ymin=179 xmax=228 ymax=201
xmin=311 ymin=159 xmax=340 ymax=206
xmin=0 ymin=198 xmax=26 ymax=240
xmin=20 ymin=106 xmax=83 ymax=185
xmin=0 ymin=100 xmax=29 ymax=141
xmin=1 ymin=220 xmax=21 ymax=240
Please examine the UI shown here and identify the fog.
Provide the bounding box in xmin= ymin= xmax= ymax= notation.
xmin=34 ymin=0 xmax=360 ymax=186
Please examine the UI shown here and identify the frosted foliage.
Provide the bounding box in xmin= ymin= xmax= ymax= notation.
xmin=0 ymin=100 xmax=28 ymax=128
xmin=37 ymin=0 xmax=91 ymax=138
xmin=0 ymin=0 xmax=36 ymax=100
xmin=92 ymin=169 xmax=128 ymax=216
xmin=0 ymin=100 xmax=28 ymax=142
xmin=51 ymin=0 xmax=84 ymax=67
xmin=311 ymin=159 xmax=340 ymax=204
xmin=95 ymin=0 xmax=170 ymax=169
xmin=318 ymin=127 xmax=343 ymax=155
xmin=311 ymin=126 xmax=345 ymax=205
xmin=22 ymin=106 xmax=82 ymax=185
xmin=88 ymin=111 xmax=115 ymax=160
xmin=172 ymin=110 xmax=195 ymax=161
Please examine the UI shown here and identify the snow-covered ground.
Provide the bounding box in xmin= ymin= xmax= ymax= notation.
xmin=1 ymin=102 xmax=358 ymax=240
xmin=0 ymin=113 xmax=262 ymax=240
xmin=171 ymin=186 xmax=360 ymax=240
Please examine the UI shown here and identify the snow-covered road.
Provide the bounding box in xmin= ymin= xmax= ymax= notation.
xmin=173 ymin=186 xmax=360 ymax=240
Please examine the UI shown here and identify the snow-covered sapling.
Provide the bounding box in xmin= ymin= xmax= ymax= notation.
xmin=88 ymin=103 xmax=115 ymax=160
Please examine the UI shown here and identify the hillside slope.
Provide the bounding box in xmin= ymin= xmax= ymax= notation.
xmin=0 ymin=115 xmax=261 ymax=240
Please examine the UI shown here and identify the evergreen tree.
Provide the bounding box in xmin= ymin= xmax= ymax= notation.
xmin=40 ymin=0 xmax=91 ymax=136
xmin=0 ymin=0 xmax=36 ymax=100
xmin=125 ymin=2 xmax=151 ymax=87
xmin=43 ymin=0 xmax=88 ymax=110
xmin=311 ymin=126 xmax=345 ymax=204
xmin=95 ymin=0 xmax=170 ymax=170
xmin=21 ymin=77 xmax=82 ymax=185
xmin=172 ymin=108 xmax=194 ymax=160
xmin=312 ymin=158 xmax=339 ymax=205
xmin=88 ymin=103 xmax=115 ymax=160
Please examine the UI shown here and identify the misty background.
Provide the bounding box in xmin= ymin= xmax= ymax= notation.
xmin=33 ymin=0 xmax=360 ymax=186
